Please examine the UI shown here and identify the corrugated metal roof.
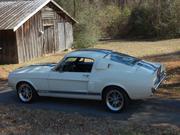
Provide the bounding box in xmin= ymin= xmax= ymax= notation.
xmin=0 ymin=0 xmax=77 ymax=31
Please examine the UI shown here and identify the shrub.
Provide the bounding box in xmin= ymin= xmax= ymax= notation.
xmin=127 ymin=0 xmax=180 ymax=39
xmin=97 ymin=6 xmax=131 ymax=38
xmin=73 ymin=24 xmax=98 ymax=48
xmin=127 ymin=6 xmax=156 ymax=38
xmin=97 ymin=6 xmax=121 ymax=38
xmin=73 ymin=5 xmax=101 ymax=48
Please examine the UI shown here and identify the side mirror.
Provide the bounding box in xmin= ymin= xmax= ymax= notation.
xmin=95 ymin=61 xmax=109 ymax=70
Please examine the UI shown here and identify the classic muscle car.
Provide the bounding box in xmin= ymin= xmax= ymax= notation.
xmin=8 ymin=49 xmax=166 ymax=112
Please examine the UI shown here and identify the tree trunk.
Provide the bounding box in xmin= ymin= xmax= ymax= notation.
xmin=73 ymin=0 xmax=76 ymax=18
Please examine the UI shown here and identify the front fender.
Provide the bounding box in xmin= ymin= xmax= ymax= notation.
xmin=15 ymin=79 xmax=38 ymax=91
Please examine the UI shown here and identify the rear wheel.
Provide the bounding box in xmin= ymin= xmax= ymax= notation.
xmin=103 ymin=87 xmax=128 ymax=112
xmin=17 ymin=83 xmax=37 ymax=103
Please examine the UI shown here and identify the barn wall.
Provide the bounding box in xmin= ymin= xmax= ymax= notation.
xmin=41 ymin=6 xmax=57 ymax=54
xmin=65 ymin=22 xmax=73 ymax=49
xmin=16 ymin=11 xmax=43 ymax=63
xmin=43 ymin=4 xmax=74 ymax=52
xmin=54 ymin=8 xmax=66 ymax=52
xmin=0 ymin=30 xmax=18 ymax=64
xmin=15 ymin=3 xmax=74 ymax=63
xmin=42 ymin=5 xmax=65 ymax=53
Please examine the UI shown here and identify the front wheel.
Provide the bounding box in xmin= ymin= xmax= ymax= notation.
xmin=103 ymin=88 xmax=128 ymax=112
xmin=17 ymin=83 xmax=37 ymax=103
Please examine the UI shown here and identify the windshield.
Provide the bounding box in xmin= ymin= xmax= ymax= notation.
xmin=110 ymin=52 xmax=140 ymax=66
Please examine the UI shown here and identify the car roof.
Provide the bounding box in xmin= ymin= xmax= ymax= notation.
xmin=66 ymin=49 xmax=113 ymax=59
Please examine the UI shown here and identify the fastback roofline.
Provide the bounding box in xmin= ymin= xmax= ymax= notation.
xmin=75 ymin=48 xmax=113 ymax=55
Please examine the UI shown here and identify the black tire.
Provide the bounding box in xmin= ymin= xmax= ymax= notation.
xmin=103 ymin=86 xmax=129 ymax=112
xmin=17 ymin=82 xmax=38 ymax=103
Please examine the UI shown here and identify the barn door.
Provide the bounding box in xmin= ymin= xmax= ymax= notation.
xmin=65 ymin=22 xmax=73 ymax=49
xmin=43 ymin=26 xmax=55 ymax=54
xmin=58 ymin=23 xmax=66 ymax=51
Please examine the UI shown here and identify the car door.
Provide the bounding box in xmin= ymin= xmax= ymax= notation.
xmin=48 ymin=57 xmax=94 ymax=94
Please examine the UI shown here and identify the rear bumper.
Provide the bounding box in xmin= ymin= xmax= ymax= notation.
xmin=152 ymin=72 xmax=166 ymax=93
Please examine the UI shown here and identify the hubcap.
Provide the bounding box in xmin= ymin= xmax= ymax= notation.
xmin=106 ymin=90 xmax=124 ymax=111
xmin=18 ymin=84 xmax=33 ymax=102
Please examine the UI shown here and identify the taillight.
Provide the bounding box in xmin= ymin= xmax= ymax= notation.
xmin=157 ymin=66 xmax=161 ymax=81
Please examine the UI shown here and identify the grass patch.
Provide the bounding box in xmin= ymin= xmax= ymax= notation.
xmin=96 ymin=39 xmax=180 ymax=57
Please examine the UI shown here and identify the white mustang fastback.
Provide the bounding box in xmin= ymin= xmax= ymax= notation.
xmin=8 ymin=49 xmax=166 ymax=112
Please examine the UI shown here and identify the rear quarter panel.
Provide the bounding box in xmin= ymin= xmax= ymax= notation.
xmin=89 ymin=59 xmax=153 ymax=99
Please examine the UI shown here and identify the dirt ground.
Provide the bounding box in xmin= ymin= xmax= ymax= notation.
xmin=0 ymin=39 xmax=180 ymax=135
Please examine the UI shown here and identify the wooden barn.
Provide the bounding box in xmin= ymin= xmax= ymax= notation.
xmin=0 ymin=0 xmax=77 ymax=64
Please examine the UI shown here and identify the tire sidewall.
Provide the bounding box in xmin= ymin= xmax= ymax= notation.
xmin=17 ymin=83 xmax=36 ymax=103
xmin=103 ymin=87 xmax=128 ymax=112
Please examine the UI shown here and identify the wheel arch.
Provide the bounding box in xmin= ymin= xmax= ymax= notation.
xmin=102 ymin=85 xmax=131 ymax=100
xmin=16 ymin=80 xmax=37 ymax=91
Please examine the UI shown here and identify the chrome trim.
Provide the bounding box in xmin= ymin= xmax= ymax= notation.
xmin=154 ymin=72 xmax=166 ymax=90
xmin=37 ymin=90 xmax=101 ymax=96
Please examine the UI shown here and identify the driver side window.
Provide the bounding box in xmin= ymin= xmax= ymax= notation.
xmin=58 ymin=57 xmax=94 ymax=73
xmin=60 ymin=57 xmax=78 ymax=72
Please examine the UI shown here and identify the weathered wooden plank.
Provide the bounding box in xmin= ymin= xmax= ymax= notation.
xmin=65 ymin=22 xmax=73 ymax=49
xmin=42 ymin=6 xmax=55 ymax=20
xmin=16 ymin=11 xmax=43 ymax=63
xmin=16 ymin=26 xmax=23 ymax=63
xmin=43 ymin=25 xmax=55 ymax=54
xmin=58 ymin=22 xmax=66 ymax=51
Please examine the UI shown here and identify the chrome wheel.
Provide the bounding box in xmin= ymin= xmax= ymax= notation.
xmin=18 ymin=83 xmax=33 ymax=102
xmin=105 ymin=89 xmax=124 ymax=112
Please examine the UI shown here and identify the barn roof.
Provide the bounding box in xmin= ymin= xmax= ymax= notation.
xmin=0 ymin=0 xmax=77 ymax=31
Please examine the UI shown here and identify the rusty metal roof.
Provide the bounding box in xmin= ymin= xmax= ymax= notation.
xmin=0 ymin=0 xmax=77 ymax=31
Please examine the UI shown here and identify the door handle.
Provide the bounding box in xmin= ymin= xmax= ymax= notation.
xmin=83 ymin=74 xmax=90 ymax=77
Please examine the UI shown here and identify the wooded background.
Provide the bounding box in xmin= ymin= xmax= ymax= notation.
xmin=55 ymin=0 xmax=180 ymax=48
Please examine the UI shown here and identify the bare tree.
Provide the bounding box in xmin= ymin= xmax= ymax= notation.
xmin=73 ymin=0 xmax=75 ymax=17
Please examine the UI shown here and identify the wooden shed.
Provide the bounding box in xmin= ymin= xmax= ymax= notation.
xmin=0 ymin=0 xmax=77 ymax=64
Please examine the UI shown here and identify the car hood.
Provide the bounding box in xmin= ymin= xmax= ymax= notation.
xmin=11 ymin=63 xmax=56 ymax=74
